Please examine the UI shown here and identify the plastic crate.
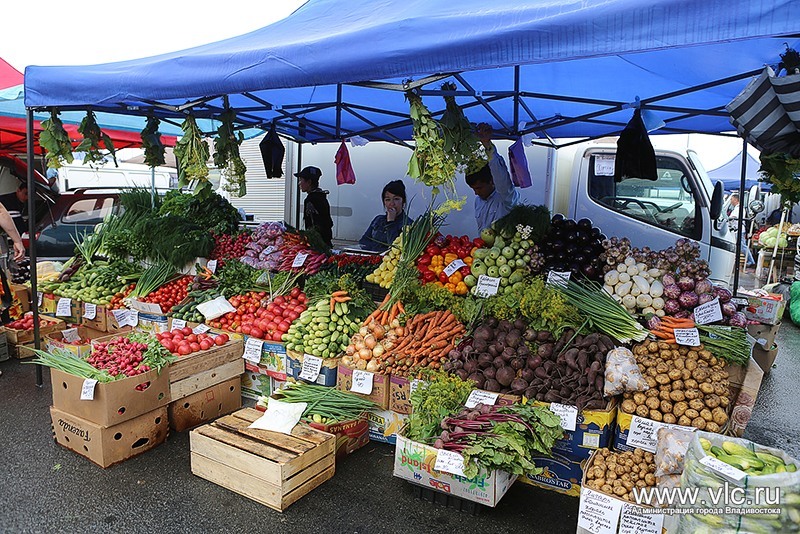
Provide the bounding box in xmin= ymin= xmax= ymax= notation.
xmin=361 ymin=281 xmax=388 ymax=304
xmin=410 ymin=483 xmax=484 ymax=515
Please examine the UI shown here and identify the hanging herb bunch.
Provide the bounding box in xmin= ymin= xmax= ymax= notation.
xmin=39 ymin=109 xmax=74 ymax=169
xmin=439 ymin=81 xmax=486 ymax=174
xmin=214 ymin=109 xmax=247 ymax=198
xmin=77 ymin=110 xmax=117 ymax=166
xmin=140 ymin=115 xmax=166 ymax=168
xmin=759 ymin=152 xmax=800 ymax=206
xmin=406 ymin=90 xmax=457 ymax=197
xmin=174 ymin=115 xmax=211 ymax=194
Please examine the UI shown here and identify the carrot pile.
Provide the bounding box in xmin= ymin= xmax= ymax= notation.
xmin=651 ymin=316 xmax=696 ymax=343
xmin=362 ymin=293 xmax=405 ymax=326
xmin=383 ymin=310 xmax=465 ymax=377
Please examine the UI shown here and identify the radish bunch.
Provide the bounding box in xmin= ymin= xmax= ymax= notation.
xmin=86 ymin=337 xmax=151 ymax=378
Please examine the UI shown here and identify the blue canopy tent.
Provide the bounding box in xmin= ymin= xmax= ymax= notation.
xmin=708 ymin=151 xmax=773 ymax=193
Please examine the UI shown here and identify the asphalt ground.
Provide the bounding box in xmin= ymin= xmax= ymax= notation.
xmin=1 ymin=319 xmax=797 ymax=534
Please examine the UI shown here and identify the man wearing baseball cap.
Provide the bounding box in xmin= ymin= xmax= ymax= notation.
xmin=294 ymin=166 xmax=333 ymax=247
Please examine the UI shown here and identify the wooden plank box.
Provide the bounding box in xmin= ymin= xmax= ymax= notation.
xmin=190 ymin=407 xmax=335 ymax=512
xmin=5 ymin=315 xmax=66 ymax=345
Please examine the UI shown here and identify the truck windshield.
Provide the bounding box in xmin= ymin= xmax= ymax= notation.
xmin=588 ymin=154 xmax=700 ymax=239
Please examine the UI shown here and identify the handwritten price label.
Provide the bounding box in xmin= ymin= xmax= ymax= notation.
xmin=83 ymin=302 xmax=97 ymax=320
xmin=350 ymin=370 xmax=374 ymax=394
xmin=80 ymin=379 xmax=98 ymax=401
xmin=61 ymin=328 xmax=80 ymax=343
xmin=700 ymin=455 xmax=747 ymax=483
xmin=111 ymin=309 xmax=130 ymax=326
xmin=37 ymin=291 xmax=43 ymax=307
xmin=128 ymin=310 xmax=139 ymax=326
xmin=549 ymin=402 xmax=579 ymax=432
xmin=674 ymin=327 xmax=700 ymax=346
xmin=475 ymin=275 xmax=500 ymax=298
xmin=694 ymin=297 xmax=723 ymax=325
xmin=56 ymin=298 xmax=72 ymax=317
xmin=547 ymin=270 xmax=571 ymax=288
xmin=434 ymin=448 xmax=465 ymax=477
xmin=465 ymin=389 xmax=499 ymax=409
xmin=578 ymin=487 xmax=624 ymax=534
xmin=171 ymin=319 xmax=187 ymax=331
xmin=298 ymin=354 xmax=323 ymax=382
xmin=443 ymin=259 xmax=466 ymax=277
xmin=206 ymin=259 xmax=218 ymax=273
xmin=292 ymin=253 xmax=308 ymax=268
xmin=243 ymin=338 xmax=263 ymax=364
xmin=192 ymin=324 xmax=211 ymax=334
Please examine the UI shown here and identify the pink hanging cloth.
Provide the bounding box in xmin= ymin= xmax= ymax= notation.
xmin=335 ymin=140 xmax=356 ymax=185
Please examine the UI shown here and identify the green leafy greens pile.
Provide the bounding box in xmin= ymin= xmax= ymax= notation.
xmin=407 ymin=370 xmax=475 ymax=443
xmin=159 ymin=189 xmax=240 ymax=235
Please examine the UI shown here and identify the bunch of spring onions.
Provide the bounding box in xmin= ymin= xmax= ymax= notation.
xmin=557 ymin=278 xmax=649 ymax=343
xmin=267 ymin=382 xmax=377 ymax=424
xmin=697 ymin=324 xmax=751 ymax=366
xmin=25 ymin=348 xmax=115 ymax=382
xmin=128 ymin=261 xmax=177 ymax=299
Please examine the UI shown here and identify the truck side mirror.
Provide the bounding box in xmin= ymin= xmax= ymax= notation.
xmin=710 ymin=182 xmax=724 ymax=221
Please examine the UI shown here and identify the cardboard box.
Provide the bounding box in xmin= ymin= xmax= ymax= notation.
xmin=190 ymin=408 xmax=335 ymax=512
xmin=42 ymin=295 xmax=82 ymax=323
xmin=81 ymin=303 xmax=109 ymax=332
xmin=134 ymin=312 xmax=170 ymax=334
xmin=743 ymin=294 xmax=786 ymax=325
xmin=393 ymin=429 xmax=517 ymax=507
xmin=531 ymin=399 xmax=618 ymax=460
xmin=308 ymin=418 xmax=370 ymax=459
xmin=11 ymin=283 xmax=30 ymax=312
xmin=50 ymin=367 xmax=171 ymax=427
xmin=576 ymin=450 xmax=668 ymax=534
xmin=286 ymin=350 xmax=339 ymax=386
xmin=44 ymin=325 xmax=106 ymax=359
xmin=747 ymin=321 xmax=781 ymax=350
xmin=752 ymin=342 xmax=779 ymax=375
xmin=367 ymin=409 xmax=408 ymax=445
xmin=242 ymin=362 xmax=274 ymax=401
xmin=516 ymin=452 xmax=584 ymax=497
xmin=168 ymin=377 xmax=242 ymax=432
xmin=614 ymin=358 xmax=764 ymax=450
xmin=336 ymin=364 xmax=390 ymax=410
xmin=38 ymin=293 xmax=57 ymax=315
xmin=0 ymin=328 xmax=8 ymax=362
xmin=260 ymin=341 xmax=288 ymax=381
xmin=50 ymin=405 xmax=169 ymax=468
xmin=5 ymin=315 xmax=66 ymax=345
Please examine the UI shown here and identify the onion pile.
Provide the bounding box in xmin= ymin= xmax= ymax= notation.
xmin=602 ymin=237 xmax=711 ymax=280
xmin=603 ymin=258 xmax=665 ymax=317
xmin=342 ymin=320 xmax=401 ymax=373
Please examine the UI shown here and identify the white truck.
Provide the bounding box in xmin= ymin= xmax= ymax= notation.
xmin=288 ymin=138 xmax=736 ymax=284
xmin=54 ymin=161 xmax=178 ymax=192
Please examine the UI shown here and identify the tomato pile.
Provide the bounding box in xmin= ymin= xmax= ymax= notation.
xmin=86 ymin=337 xmax=151 ymax=377
xmin=156 ymin=326 xmax=229 ymax=356
xmin=210 ymin=231 xmax=252 ymax=262
xmin=416 ymin=234 xmax=483 ymax=295
xmin=207 ymin=287 xmax=308 ymax=341
xmin=7 ymin=313 xmax=50 ymax=331
xmin=142 ymin=276 xmax=192 ymax=313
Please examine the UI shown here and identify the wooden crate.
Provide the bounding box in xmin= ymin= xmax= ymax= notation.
xmin=190 ymin=408 xmax=335 ymax=512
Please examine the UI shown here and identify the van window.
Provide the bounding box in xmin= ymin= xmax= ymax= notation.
xmin=62 ymin=198 xmax=117 ymax=224
xmin=588 ymin=155 xmax=701 ymax=239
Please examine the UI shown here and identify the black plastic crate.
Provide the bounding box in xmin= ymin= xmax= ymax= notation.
xmin=361 ymin=281 xmax=389 ymax=305
xmin=409 ymin=483 xmax=484 ymax=515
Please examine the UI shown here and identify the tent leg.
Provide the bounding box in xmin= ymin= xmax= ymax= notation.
xmin=26 ymin=109 xmax=42 ymax=387
xmin=732 ymin=138 xmax=747 ymax=294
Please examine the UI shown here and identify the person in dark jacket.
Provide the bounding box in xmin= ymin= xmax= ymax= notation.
xmin=359 ymin=180 xmax=412 ymax=252
xmin=295 ymin=166 xmax=333 ymax=247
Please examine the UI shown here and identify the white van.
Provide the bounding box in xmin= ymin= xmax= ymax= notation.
xmin=54 ymin=161 xmax=177 ymax=192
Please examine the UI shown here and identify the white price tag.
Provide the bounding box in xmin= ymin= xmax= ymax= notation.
xmin=192 ymin=324 xmax=211 ymax=334
xmin=443 ymin=258 xmax=466 ymax=277
xmin=171 ymin=319 xmax=187 ymax=331
xmin=80 ymin=378 xmax=98 ymax=401
xmin=594 ymin=155 xmax=616 ymax=177
xmin=619 ymin=504 xmax=663 ymax=534
xmin=111 ymin=309 xmax=130 ymax=326
xmin=128 ymin=309 xmax=139 ymax=326
xmin=409 ymin=379 xmax=425 ymax=395
xmin=730 ymin=297 xmax=748 ymax=307
xmin=578 ymin=487 xmax=624 ymax=534
xmin=56 ymin=297 xmax=72 ymax=317
xmin=299 ymin=354 xmax=323 ymax=382
xmin=694 ymin=297 xmax=723 ymax=325
xmin=550 ymin=402 xmax=579 ymax=432
xmin=674 ymin=327 xmax=700 ymax=346
xmin=61 ymin=328 xmax=80 ymax=343
xmin=700 ymin=455 xmax=747 ymax=483
xmin=464 ymin=389 xmax=499 ymax=409
xmin=206 ymin=259 xmax=218 ymax=273
xmin=350 ymin=370 xmax=374 ymax=394
xmin=434 ymin=448 xmax=465 ymax=477
xmin=243 ymin=337 xmax=263 ymax=363
xmin=83 ymin=302 xmax=97 ymax=320
xmin=37 ymin=291 xmax=43 ymax=307
xmin=292 ymin=252 xmax=308 ymax=268
xmin=475 ymin=275 xmax=501 ymax=298
xmin=547 ymin=270 xmax=571 ymax=287
xmin=627 ymin=416 xmax=695 ymax=453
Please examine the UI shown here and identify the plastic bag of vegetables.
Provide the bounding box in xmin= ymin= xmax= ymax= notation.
xmin=677 ymin=431 xmax=800 ymax=533
xmin=603 ymin=346 xmax=649 ymax=396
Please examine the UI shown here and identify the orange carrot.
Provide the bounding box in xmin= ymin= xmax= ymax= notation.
xmin=331 ymin=290 xmax=348 ymax=298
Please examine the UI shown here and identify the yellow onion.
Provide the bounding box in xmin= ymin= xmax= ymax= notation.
xmin=372 ymin=344 xmax=385 ymax=358
xmin=364 ymin=334 xmax=377 ymax=350
xmin=366 ymin=359 xmax=380 ymax=373
xmin=345 ymin=344 xmax=356 ymax=356
xmin=372 ymin=324 xmax=385 ymax=340
xmin=358 ymin=348 xmax=372 ymax=361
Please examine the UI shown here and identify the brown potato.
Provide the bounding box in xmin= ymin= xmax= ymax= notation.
xmin=684 ymin=379 xmax=698 ymax=390
xmin=720 ymin=369 xmax=730 ymax=380
xmin=673 ymin=358 xmax=686 ymax=370
xmin=647 ymin=342 xmax=660 ymax=353
xmin=685 ymin=408 xmax=700 ymax=420
xmin=660 ymin=400 xmax=673 ymax=413
xmin=623 ymin=391 xmax=633 ymax=400
xmin=672 ymin=380 xmax=684 ymax=391
xmin=710 ymin=371 xmax=723 ymax=382
xmin=656 ymin=362 xmax=669 ymax=374
xmin=688 ymin=350 xmax=699 ymax=360
xmin=685 ymin=359 xmax=698 ymax=372
xmin=685 ymin=389 xmax=701 ymax=400
xmin=714 ymin=383 xmax=729 ymax=397
xmin=622 ymin=480 xmax=634 ymax=491
xmin=645 ymin=473 xmax=656 ymax=486
xmin=616 ymin=465 xmax=626 ymax=476
xmin=657 ymin=341 xmax=670 ymax=351
xmin=699 ymin=349 xmax=712 ymax=360
xmin=668 ymin=369 xmax=683 ymax=381
xmin=712 ymin=407 xmax=729 ymax=426
xmin=677 ymin=415 xmax=692 ymax=426
xmin=647 ymin=367 xmax=658 ymax=378
xmin=607 ymin=470 xmax=617 ymax=480
xmin=681 ymin=369 xmax=692 ymax=380
xmin=678 ymin=346 xmax=689 ymax=355
xmin=645 ymin=397 xmax=661 ymax=410
xmin=700 ymin=408 xmax=713 ymax=422
xmin=705 ymin=422 xmax=720 ymax=433
xmin=689 ymin=399 xmax=705 ymax=411
xmin=670 ymin=390 xmax=686 ymax=402
xmin=621 ymin=400 xmax=637 ymax=414
xmin=719 ymin=396 xmax=730 ymax=408
xmin=650 ymin=410 xmax=663 ymax=422
xmin=663 ymin=413 xmax=677 ymax=424
xmin=636 ymin=479 xmax=647 ymax=488
xmin=633 ymin=392 xmax=647 ymax=405
xmin=673 ymin=401 xmax=688 ymax=417
xmin=691 ymin=417 xmax=707 ymax=430
xmin=614 ymin=486 xmax=628 ymax=497
xmin=699 ymin=382 xmax=715 ymax=395
xmin=636 ymin=405 xmax=650 ymax=418
xmin=693 ymin=368 xmax=710 ymax=381
xmin=646 ymin=387 xmax=659 ymax=397
xmin=655 ymin=373 xmax=671 ymax=385
xmin=659 ymin=389 xmax=672 ymax=401
xmin=602 ymin=484 xmax=614 ymax=494
xmin=644 ymin=452 xmax=654 ymax=463
xmin=704 ymin=394 xmax=720 ymax=409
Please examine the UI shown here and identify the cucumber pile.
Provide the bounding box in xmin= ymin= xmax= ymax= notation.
xmin=40 ymin=262 xmax=135 ymax=305
xmin=282 ymin=297 xmax=361 ymax=358
xmin=169 ymin=288 xmax=220 ymax=323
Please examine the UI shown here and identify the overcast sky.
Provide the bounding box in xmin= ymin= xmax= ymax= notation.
xmin=2 ymin=0 xmax=306 ymax=71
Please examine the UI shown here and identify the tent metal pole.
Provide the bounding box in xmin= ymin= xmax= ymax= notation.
xmin=26 ymin=109 xmax=42 ymax=387
xmin=336 ymin=84 xmax=342 ymax=139
xmin=513 ymin=66 xmax=520 ymax=134
xmin=732 ymin=138 xmax=747 ymax=294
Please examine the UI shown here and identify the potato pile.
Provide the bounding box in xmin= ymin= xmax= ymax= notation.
xmin=584 ymin=448 xmax=656 ymax=502
xmin=620 ymin=341 xmax=730 ymax=432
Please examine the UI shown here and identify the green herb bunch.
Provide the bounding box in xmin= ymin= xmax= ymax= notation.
xmin=140 ymin=116 xmax=166 ymax=168
xmin=214 ymin=109 xmax=247 ymax=198
xmin=407 ymin=370 xmax=475 ymax=443
xmin=406 ymin=90 xmax=457 ymax=195
xmin=174 ymin=115 xmax=210 ymax=192
xmin=439 ymin=81 xmax=486 ymax=174
xmin=40 ymin=109 xmax=74 ymax=169
xmin=159 ymin=189 xmax=240 ymax=234
xmin=76 ymin=110 xmax=117 ymax=166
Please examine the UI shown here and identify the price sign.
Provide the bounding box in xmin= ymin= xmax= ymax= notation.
xmin=409 ymin=379 xmax=425 ymax=395
xmin=694 ymin=297 xmax=723 ymax=325
xmin=111 ymin=309 xmax=129 ymax=326
xmin=350 ymin=370 xmax=374 ymax=394
xmin=264 ymin=245 xmax=277 ymax=256
xmin=83 ymin=302 xmax=97 ymax=320
xmin=730 ymin=297 xmax=748 ymax=307
xmin=80 ymin=379 xmax=98 ymax=401
xmin=475 ymin=275 xmax=501 ymax=298
xmin=434 ymin=448 xmax=465 ymax=477
xmin=627 ymin=416 xmax=695 ymax=453
xmin=61 ymin=328 xmax=80 ymax=343
xmin=619 ymin=504 xmax=664 ymax=534
xmin=464 ymin=389 xmax=499 ymax=409
xmin=443 ymin=258 xmax=466 ymax=277
xmin=674 ymin=327 xmax=700 ymax=347
xmin=56 ymin=297 xmax=72 ymax=317
xmin=547 ymin=270 xmax=571 ymax=287
xmin=292 ymin=252 xmax=308 ymax=268
xmin=206 ymin=259 xmax=218 ymax=273
xmin=549 ymin=402 xmax=579 ymax=432
xmin=577 ymin=487 xmax=624 ymax=534
xmin=171 ymin=319 xmax=187 ymax=331
xmin=700 ymin=455 xmax=747 ymax=483
xmin=594 ymin=155 xmax=615 ymax=177
xmin=128 ymin=310 xmax=139 ymax=326
xmin=193 ymin=324 xmax=211 ymax=334
xmin=243 ymin=338 xmax=263 ymax=364
xmin=299 ymin=354 xmax=323 ymax=382
xmin=37 ymin=291 xmax=43 ymax=307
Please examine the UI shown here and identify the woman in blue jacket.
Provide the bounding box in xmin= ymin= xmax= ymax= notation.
xmin=359 ymin=180 xmax=411 ymax=252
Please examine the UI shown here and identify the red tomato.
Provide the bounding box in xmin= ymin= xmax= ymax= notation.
xmin=199 ymin=340 xmax=212 ymax=351
xmin=216 ymin=333 xmax=230 ymax=344
xmin=250 ymin=327 xmax=264 ymax=339
xmin=178 ymin=344 xmax=192 ymax=355
xmin=290 ymin=287 xmax=301 ymax=298
xmin=172 ymin=333 xmax=184 ymax=342
xmin=241 ymin=324 xmax=252 ymax=335
xmin=266 ymin=321 xmax=278 ymax=332
xmin=278 ymin=320 xmax=291 ymax=332
xmin=189 ymin=342 xmax=201 ymax=352
xmin=186 ymin=334 xmax=197 ymax=343
xmin=271 ymin=332 xmax=283 ymax=342
xmin=181 ymin=327 xmax=192 ymax=336
xmin=161 ymin=339 xmax=175 ymax=352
